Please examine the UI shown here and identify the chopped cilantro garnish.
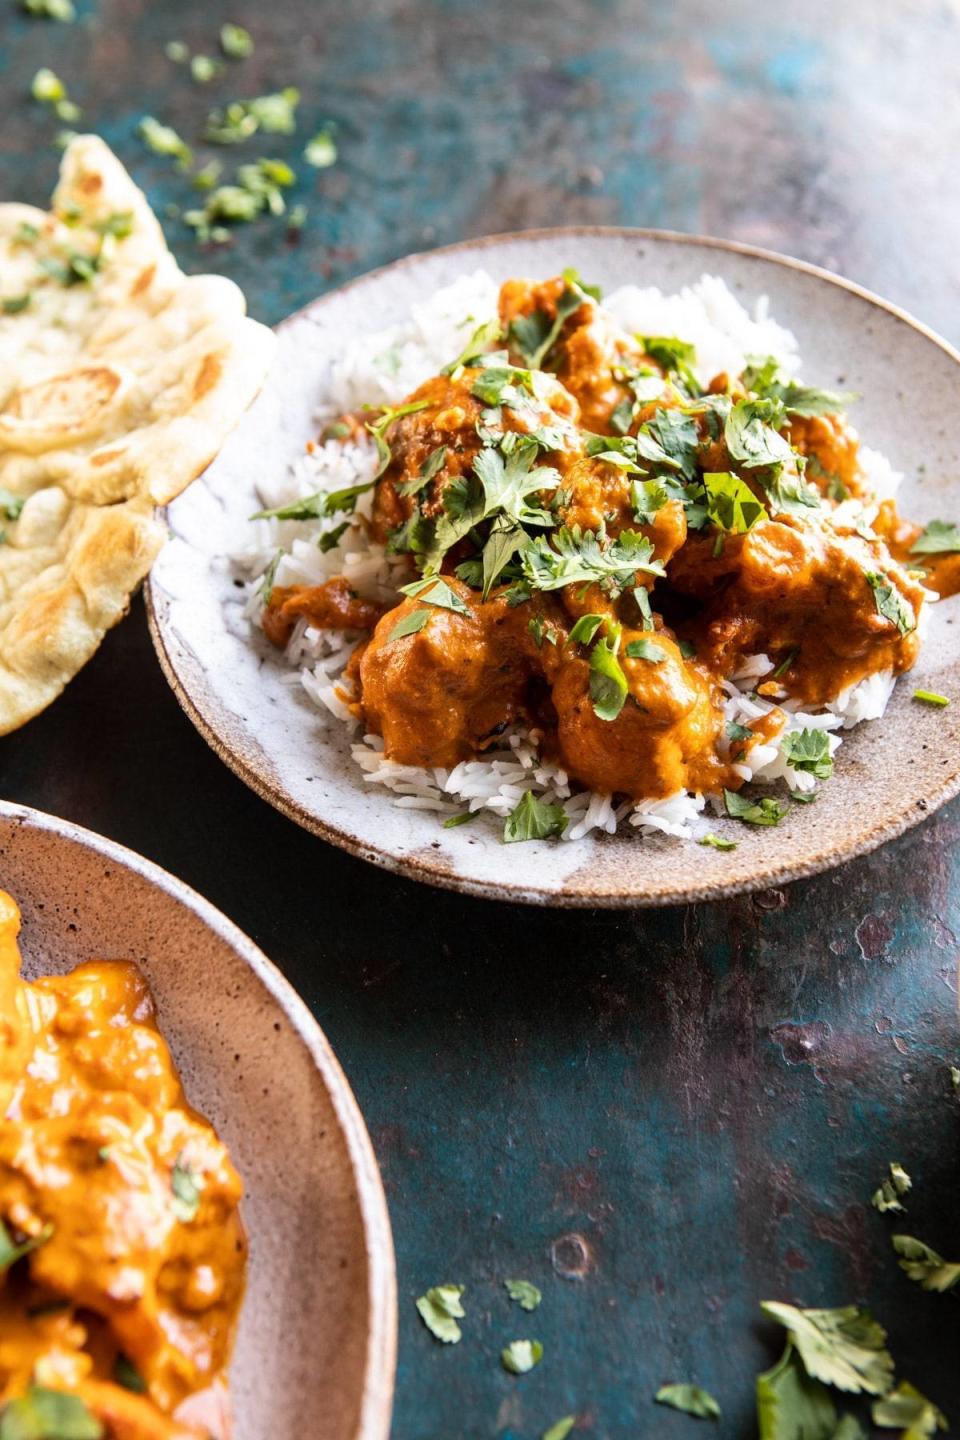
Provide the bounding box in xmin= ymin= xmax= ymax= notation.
xmin=589 ymin=631 xmax=628 ymax=721
xmin=913 ymin=689 xmax=949 ymax=707
xmin=700 ymin=832 xmax=736 ymax=851
xmin=220 ymin=22 xmax=254 ymax=58
xmin=317 ymin=522 xmax=349 ymax=554
xmin=503 ymin=791 xmax=567 ymax=843
xmin=743 ymin=356 xmax=857 ymax=417
xmin=138 ymin=115 xmax=194 ymax=168
xmin=504 ymin=1278 xmax=542 ymax=1310
xmin=0 ymin=1386 xmax=103 ymax=1440
xmin=165 ymin=39 xmax=189 ymax=63
xmin=871 ymin=1162 xmax=911 ymax=1215
xmin=399 ymin=576 xmax=469 ymax=614
xmin=910 ymin=520 xmax=960 ymax=556
xmin=442 ymin=318 xmax=504 ymax=376
xmin=190 ymin=54 xmax=224 ymax=84
xmin=509 ymin=274 xmax=595 ymax=370
xmin=759 ymin=1302 xmax=894 ymax=1395
xmin=755 ymin=1342 xmax=842 ymax=1440
xmin=304 ymin=128 xmax=337 ymax=168
xmin=724 ymin=789 xmax=788 ymax=827
xmin=782 ymin=729 xmax=833 ymax=780
xmin=641 ymin=335 xmax=699 ymax=392
xmin=679 ymin=639 xmax=697 ymax=660
xmin=625 ymin=636 xmax=666 ymax=662
xmin=568 ymin=614 xmax=605 ymax=646
xmin=727 ymin=721 xmax=753 ymax=743
xmin=416 ymin=1284 xmax=465 ymax=1343
xmin=724 ymin=398 xmax=793 ymax=469
xmin=21 ymin=0 xmax=75 ymax=18
xmin=171 ymin=1159 xmax=202 ymax=1222
xmin=892 ymin=1234 xmax=960 ymax=1292
xmin=114 ymin=1355 xmax=147 ymax=1393
xmin=0 ymin=1219 xmax=52 ymax=1273
xmin=0 ymin=488 xmax=26 ymax=521
xmin=865 ymin=572 xmax=916 ymax=636
xmin=31 ymin=66 xmax=66 ymax=102
xmin=702 ymin=471 xmax=767 ymax=533
xmin=205 ymin=87 xmax=300 ymax=144
xmin=501 ymin=1339 xmax=544 ymax=1375
xmin=654 ymin=1384 xmax=721 ymax=1420
xmin=522 ymin=526 xmax=664 ymax=594
xmin=386 ymin=608 xmax=432 ymax=643
xmin=442 ymin=810 xmax=475 ymax=829
xmin=0 ymin=295 xmax=30 ymax=315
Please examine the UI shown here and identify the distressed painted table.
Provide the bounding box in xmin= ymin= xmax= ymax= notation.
xmin=3 ymin=1 xmax=960 ymax=1434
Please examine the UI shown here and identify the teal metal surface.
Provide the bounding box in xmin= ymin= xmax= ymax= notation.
xmin=2 ymin=1 xmax=959 ymax=1435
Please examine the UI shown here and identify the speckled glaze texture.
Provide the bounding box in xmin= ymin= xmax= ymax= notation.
xmin=0 ymin=803 xmax=396 ymax=1440
xmin=147 ymin=228 xmax=960 ymax=907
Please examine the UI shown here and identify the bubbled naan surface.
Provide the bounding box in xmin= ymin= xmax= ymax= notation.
xmin=0 ymin=135 xmax=275 ymax=733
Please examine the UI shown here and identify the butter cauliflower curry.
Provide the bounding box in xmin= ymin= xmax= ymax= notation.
xmin=0 ymin=892 xmax=245 ymax=1439
xmin=260 ymin=272 xmax=958 ymax=829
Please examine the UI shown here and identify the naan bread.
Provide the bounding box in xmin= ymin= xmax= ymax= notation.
xmin=0 ymin=135 xmax=275 ymax=733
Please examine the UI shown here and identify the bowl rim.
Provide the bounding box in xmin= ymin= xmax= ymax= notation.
xmin=0 ymin=798 xmax=397 ymax=1439
xmin=145 ymin=224 xmax=960 ymax=908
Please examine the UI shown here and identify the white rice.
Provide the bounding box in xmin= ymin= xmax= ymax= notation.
xmin=229 ymin=271 xmax=912 ymax=844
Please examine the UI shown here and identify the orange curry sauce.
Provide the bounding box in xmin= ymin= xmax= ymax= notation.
xmin=0 ymin=892 xmax=245 ymax=1439
xmin=263 ymin=274 xmax=955 ymax=802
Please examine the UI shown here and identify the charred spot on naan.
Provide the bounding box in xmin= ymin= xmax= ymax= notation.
xmin=0 ymin=365 xmax=127 ymax=452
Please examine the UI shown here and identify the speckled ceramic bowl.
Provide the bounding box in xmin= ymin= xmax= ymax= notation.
xmin=0 ymin=802 xmax=396 ymax=1440
xmin=146 ymin=228 xmax=960 ymax=907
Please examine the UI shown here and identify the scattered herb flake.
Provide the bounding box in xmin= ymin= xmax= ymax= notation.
xmin=625 ymin=637 xmax=666 ymax=662
xmin=0 ymin=1386 xmax=103 ymax=1440
xmin=137 ymin=115 xmax=194 ymax=168
xmin=21 ymin=0 xmax=75 ymax=18
xmin=589 ymin=633 xmax=628 ymax=721
xmin=442 ymin=811 xmax=475 ymax=829
xmin=782 ymin=729 xmax=833 ymax=780
xmin=700 ymin=832 xmax=737 ymax=851
xmin=304 ymin=129 xmax=338 ymax=168
xmin=114 ymin=1355 xmax=147 ymax=1394
xmin=190 ymin=54 xmax=224 ymax=84
xmin=568 ymin=614 xmax=605 ymax=646
xmin=502 ymin=1339 xmax=543 ymax=1375
xmin=654 ymin=1384 xmax=721 ymax=1420
xmin=0 ymin=1219 xmax=52 ymax=1273
xmin=220 ymin=22 xmax=254 ymax=58
xmin=871 ymin=1162 xmax=912 ymax=1215
xmin=913 ymin=690 xmax=949 ymax=708
xmin=416 ymin=1284 xmax=465 ymax=1344
xmin=724 ymin=790 xmax=788 ymax=827
xmin=504 ymin=1278 xmax=542 ymax=1311
xmin=872 ymin=1381 xmax=947 ymax=1436
xmin=542 ymin=1419 xmax=576 ymax=1440
xmin=909 ymin=520 xmax=960 ymax=556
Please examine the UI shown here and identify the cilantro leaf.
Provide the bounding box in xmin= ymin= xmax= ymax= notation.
xmin=760 ymin=1302 xmax=894 ymax=1396
xmin=521 ymin=526 xmax=664 ymax=593
xmin=910 ymin=520 xmax=960 ymax=556
xmin=442 ymin=810 xmax=475 ymax=829
xmin=755 ymin=1343 xmax=840 ymax=1440
xmin=220 ymin=22 xmax=254 ymax=57
xmin=171 ymin=1159 xmax=201 ymax=1222
xmin=568 ymin=614 xmax=605 ymax=646
xmin=137 ymin=115 xmax=194 ymax=167
xmin=0 ymin=489 xmax=25 ymax=522
xmin=503 ymin=792 xmax=567 ymax=843
xmin=0 ymin=1219 xmax=52 ymax=1273
xmin=642 ymin=335 xmax=700 ymax=392
xmin=725 ymin=398 xmax=794 ymax=468
xmin=655 ymin=1384 xmax=721 ymax=1420
xmin=871 ymin=1162 xmax=911 ymax=1215
xmin=387 ymin=608 xmax=432 ymax=643
xmin=501 ymin=1339 xmax=543 ymax=1375
xmin=416 ymin=1284 xmax=465 ymax=1344
xmin=399 ymin=445 xmax=447 ymax=497
xmin=0 ymin=1386 xmax=103 ymax=1440
xmin=504 ymin=1278 xmax=542 ymax=1311
xmin=304 ymin=129 xmax=337 ymax=168
xmin=703 ymin=472 xmax=767 ymax=533
xmin=865 ymin=572 xmax=916 ymax=636
xmin=398 ymin=577 xmax=470 ymax=614
xmin=441 ymin=318 xmax=504 ymax=376
xmin=630 ymin=478 xmax=671 ymax=523
xmin=542 ymin=1419 xmax=576 ymax=1440
xmin=470 ymin=364 xmax=535 ymax=407
xmin=589 ymin=633 xmax=628 ymax=721
xmin=625 ymin=637 xmax=666 ymax=662
xmin=700 ymin=832 xmax=736 ymax=851
xmin=892 ymin=1234 xmax=960 ymax=1292
xmin=764 ymin=468 xmax=822 ymax=518
xmin=473 ymin=442 xmax=560 ymax=525
xmin=482 ymin=518 xmax=526 ymax=598
xmin=724 ymin=790 xmax=788 ymax=827
xmin=744 ymin=357 xmax=857 ymax=418
xmin=782 ymin=729 xmax=833 ymax=780
xmin=872 ymin=1381 xmax=947 ymax=1436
